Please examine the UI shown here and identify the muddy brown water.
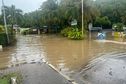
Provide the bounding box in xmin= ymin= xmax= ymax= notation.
xmin=0 ymin=33 xmax=126 ymax=82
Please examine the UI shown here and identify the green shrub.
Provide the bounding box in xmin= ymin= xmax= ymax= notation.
xmin=61 ymin=27 xmax=85 ymax=40
xmin=0 ymin=25 xmax=5 ymax=33
xmin=112 ymin=23 xmax=124 ymax=32
xmin=94 ymin=16 xmax=111 ymax=28
xmin=68 ymin=28 xmax=84 ymax=40
xmin=0 ymin=33 xmax=16 ymax=46
xmin=61 ymin=27 xmax=72 ymax=37
xmin=0 ymin=33 xmax=8 ymax=46
xmin=0 ymin=73 xmax=22 ymax=84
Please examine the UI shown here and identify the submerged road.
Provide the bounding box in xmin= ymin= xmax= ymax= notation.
xmin=1 ymin=34 xmax=126 ymax=84
xmin=0 ymin=63 xmax=73 ymax=84
xmin=74 ymin=52 xmax=126 ymax=84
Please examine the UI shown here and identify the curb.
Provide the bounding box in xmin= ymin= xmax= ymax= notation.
xmin=2 ymin=58 xmax=78 ymax=84
xmin=42 ymin=59 xmax=78 ymax=84
xmin=48 ymin=64 xmax=77 ymax=84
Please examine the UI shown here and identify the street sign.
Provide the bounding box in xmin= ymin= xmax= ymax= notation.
xmin=71 ymin=19 xmax=77 ymax=26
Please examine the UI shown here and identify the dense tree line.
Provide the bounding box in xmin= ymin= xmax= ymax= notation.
xmin=21 ymin=0 xmax=99 ymax=30
xmin=95 ymin=0 xmax=126 ymax=26
xmin=0 ymin=0 xmax=126 ymax=31
xmin=0 ymin=5 xmax=23 ymax=27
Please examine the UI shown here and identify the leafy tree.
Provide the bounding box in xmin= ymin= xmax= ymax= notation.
xmin=94 ymin=16 xmax=111 ymax=28
xmin=0 ymin=0 xmax=99 ymax=32
xmin=95 ymin=0 xmax=126 ymax=25
xmin=1 ymin=5 xmax=23 ymax=27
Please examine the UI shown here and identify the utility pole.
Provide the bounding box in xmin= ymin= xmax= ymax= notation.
xmin=2 ymin=0 xmax=9 ymax=44
xmin=82 ymin=0 xmax=84 ymax=36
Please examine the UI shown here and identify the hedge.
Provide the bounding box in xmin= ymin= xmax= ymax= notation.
xmin=0 ymin=33 xmax=8 ymax=46
xmin=0 ymin=33 xmax=15 ymax=46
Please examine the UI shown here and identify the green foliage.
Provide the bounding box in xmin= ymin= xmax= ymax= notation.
xmin=61 ymin=27 xmax=84 ymax=40
xmin=121 ymin=15 xmax=126 ymax=25
xmin=1 ymin=0 xmax=126 ymax=31
xmin=0 ymin=0 xmax=99 ymax=32
xmin=14 ymin=0 xmax=99 ymax=30
xmin=94 ymin=16 xmax=111 ymax=28
xmin=95 ymin=0 xmax=126 ymax=25
xmin=0 ymin=33 xmax=8 ymax=46
xmin=61 ymin=27 xmax=72 ymax=37
xmin=0 ymin=25 xmax=4 ymax=33
xmin=68 ymin=28 xmax=84 ymax=40
xmin=1 ymin=5 xmax=23 ymax=27
xmin=0 ymin=73 xmax=22 ymax=84
xmin=0 ymin=26 xmax=16 ymax=46
xmin=0 ymin=78 xmax=9 ymax=84
xmin=112 ymin=23 xmax=124 ymax=31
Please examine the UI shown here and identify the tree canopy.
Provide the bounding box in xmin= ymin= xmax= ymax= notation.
xmin=0 ymin=0 xmax=126 ymax=30
xmin=95 ymin=0 xmax=126 ymax=25
xmin=1 ymin=5 xmax=23 ymax=27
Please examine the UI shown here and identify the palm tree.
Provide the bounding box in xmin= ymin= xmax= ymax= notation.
xmin=60 ymin=0 xmax=99 ymax=29
xmin=3 ymin=5 xmax=23 ymax=28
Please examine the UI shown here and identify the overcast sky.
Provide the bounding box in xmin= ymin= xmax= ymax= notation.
xmin=0 ymin=0 xmax=47 ymax=13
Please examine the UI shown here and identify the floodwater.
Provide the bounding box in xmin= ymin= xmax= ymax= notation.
xmin=0 ymin=32 xmax=126 ymax=83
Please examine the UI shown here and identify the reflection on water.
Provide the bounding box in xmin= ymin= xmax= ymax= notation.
xmin=0 ymin=33 xmax=126 ymax=77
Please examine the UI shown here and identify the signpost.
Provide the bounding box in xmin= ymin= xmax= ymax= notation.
xmin=82 ymin=0 xmax=84 ymax=36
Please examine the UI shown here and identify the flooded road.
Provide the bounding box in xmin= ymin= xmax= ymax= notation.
xmin=0 ymin=34 xmax=126 ymax=83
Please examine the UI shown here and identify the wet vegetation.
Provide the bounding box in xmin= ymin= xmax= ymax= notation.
xmin=0 ymin=73 xmax=22 ymax=84
xmin=61 ymin=27 xmax=85 ymax=40
xmin=0 ymin=25 xmax=16 ymax=46
xmin=112 ymin=23 xmax=124 ymax=32
xmin=0 ymin=0 xmax=126 ymax=38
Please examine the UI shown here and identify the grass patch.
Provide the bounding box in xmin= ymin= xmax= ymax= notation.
xmin=0 ymin=78 xmax=9 ymax=84
xmin=0 ymin=72 xmax=22 ymax=84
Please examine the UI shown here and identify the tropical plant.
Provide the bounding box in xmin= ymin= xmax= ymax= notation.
xmin=61 ymin=27 xmax=72 ymax=37
xmin=0 ymin=73 xmax=22 ymax=84
xmin=61 ymin=27 xmax=84 ymax=40
xmin=95 ymin=0 xmax=126 ymax=25
xmin=20 ymin=0 xmax=99 ymax=31
xmin=121 ymin=15 xmax=126 ymax=25
xmin=0 ymin=25 xmax=4 ymax=33
xmin=1 ymin=5 xmax=23 ymax=27
xmin=112 ymin=23 xmax=124 ymax=31
xmin=94 ymin=16 xmax=111 ymax=28
xmin=68 ymin=28 xmax=84 ymax=40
